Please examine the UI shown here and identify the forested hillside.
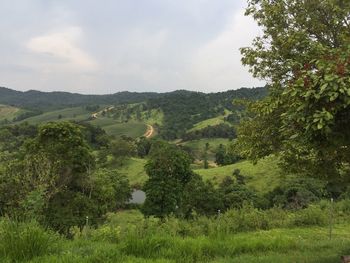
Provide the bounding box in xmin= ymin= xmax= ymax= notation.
xmin=0 ymin=87 xmax=267 ymax=140
xmin=0 ymin=87 xmax=161 ymax=110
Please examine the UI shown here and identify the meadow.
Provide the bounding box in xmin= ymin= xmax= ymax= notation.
xmin=196 ymin=156 xmax=283 ymax=192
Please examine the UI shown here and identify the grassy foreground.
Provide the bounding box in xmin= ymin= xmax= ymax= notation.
xmin=2 ymin=205 xmax=350 ymax=263
xmin=21 ymin=225 xmax=350 ymax=263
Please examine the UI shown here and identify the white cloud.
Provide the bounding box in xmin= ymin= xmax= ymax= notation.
xmin=26 ymin=27 xmax=98 ymax=72
xmin=189 ymin=9 xmax=264 ymax=91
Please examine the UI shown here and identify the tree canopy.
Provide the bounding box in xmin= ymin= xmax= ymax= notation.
xmin=142 ymin=142 xmax=193 ymax=218
xmin=237 ymin=0 xmax=350 ymax=181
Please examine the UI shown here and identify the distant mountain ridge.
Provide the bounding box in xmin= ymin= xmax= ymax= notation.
xmin=0 ymin=87 xmax=162 ymax=110
xmin=0 ymin=86 xmax=267 ymax=112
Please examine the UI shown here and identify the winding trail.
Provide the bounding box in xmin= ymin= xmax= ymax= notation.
xmin=91 ymin=106 xmax=114 ymax=119
xmin=144 ymin=124 xmax=155 ymax=138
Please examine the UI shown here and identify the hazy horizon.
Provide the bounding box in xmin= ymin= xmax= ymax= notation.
xmin=0 ymin=0 xmax=264 ymax=94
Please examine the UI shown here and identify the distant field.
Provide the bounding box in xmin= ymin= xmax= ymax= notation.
xmin=189 ymin=110 xmax=231 ymax=131
xmin=22 ymin=107 xmax=91 ymax=124
xmin=180 ymin=138 xmax=231 ymax=161
xmin=195 ymin=156 xmax=284 ymax=193
xmin=89 ymin=117 xmax=117 ymax=127
xmin=103 ymin=121 xmax=147 ymax=138
xmin=0 ymin=104 xmax=21 ymax=121
xmin=190 ymin=116 xmax=226 ymax=131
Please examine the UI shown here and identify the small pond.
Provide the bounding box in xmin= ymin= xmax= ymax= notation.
xmin=129 ymin=189 xmax=146 ymax=204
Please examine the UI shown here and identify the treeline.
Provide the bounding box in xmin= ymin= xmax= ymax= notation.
xmin=0 ymin=86 xmax=266 ymax=113
xmin=182 ymin=124 xmax=236 ymax=141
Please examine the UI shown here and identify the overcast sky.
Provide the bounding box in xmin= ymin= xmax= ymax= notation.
xmin=0 ymin=0 xmax=264 ymax=94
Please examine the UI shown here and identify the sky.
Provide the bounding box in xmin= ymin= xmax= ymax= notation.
xmin=0 ymin=0 xmax=264 ymax=94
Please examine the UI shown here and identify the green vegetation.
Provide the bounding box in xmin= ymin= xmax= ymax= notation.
xmin=22 ymin=107 xmax=91 ymax=124
xmin=143 ymin=109 xmax=164 ymax=125
xmin=195 ymin=156 xmax=282 ymax=193
xmin=180 ymin=138 xmax=231 ymax=162
xmin=2 ymin=204 xmax=350 ymax=262
xmin=118 ymin=158 xmax=148 ymax=187
xmin=239 ymin=0 xmax=350 ymax=181
xmin=189 ymin=115 xmax=227 ymax=132
xmin=0 ymin=104 xmax=21 ymax=121
xmin=103 ymin=121 xmax=147 ymax=138
xmin=0 ymin=1 xmax=349 ymax=261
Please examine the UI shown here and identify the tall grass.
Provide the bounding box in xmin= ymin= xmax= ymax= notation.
xmin=0 ymin=219 xmax=61 ymax=262
xmin=2 ymin=200 xmax=350 ymax=262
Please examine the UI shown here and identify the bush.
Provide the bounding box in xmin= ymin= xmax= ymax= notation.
xmin=292 ymin=205 xmax=328 ymax=226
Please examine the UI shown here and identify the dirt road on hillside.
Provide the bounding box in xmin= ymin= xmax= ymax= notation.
xmin=144 ymin=124 xmax=154 ymax=138
xmin=91 ymin=106 xmax=114 ymax=119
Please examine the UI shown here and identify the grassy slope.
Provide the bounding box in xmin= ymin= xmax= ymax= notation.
xmin=20 ymin=105 xmax=147 ymax=138
xmin=189 ymin=110 xmax=231 ymax=132
xmin=0 ymin=104 xmax=21 ymax=121
xmin=118 ymin=157 xmax=148 ymax=187
xmin=117 ymin=155 xmax=282 ymax=192
xmin=22 ymin=107 xmax=91 ymax=124
xmin=189 ymin=116 xmax=226 ymax=131
xmin=103 ymin=121 xmax=147 ymax=138
xmin=195 ymin=156 xmax=283 ymax=193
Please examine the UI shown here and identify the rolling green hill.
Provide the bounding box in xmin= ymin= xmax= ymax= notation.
xmin=195 ymin=156 xmax=284 ymax=193
xmin=0 ymin=87 xmax=267 ymax=140
xmin=102 ymin=121 xmax=147 ymax=138
xmin=189 ymin=110 xmax=231 ymax=132
xmin=0 ymin=87 xmax=161 ymax=110
xmin=116 ymin=155 xmax=283 ymax=193
xmin=21 ymin=107 xmax=91 ymax=124
xmin=0 ymin=104 xmax=21 ymax=121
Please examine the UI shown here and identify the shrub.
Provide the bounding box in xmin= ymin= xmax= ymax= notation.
xmin=292 ymin=205 xmax=328 ymax=226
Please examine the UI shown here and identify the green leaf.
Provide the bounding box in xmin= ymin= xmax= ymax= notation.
xmin=320 ymin=83 xmax=328 ymax=92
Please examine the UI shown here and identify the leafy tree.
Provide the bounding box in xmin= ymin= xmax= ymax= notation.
xmin=233 ymin=169 xmax=246 ymax=185
xmin=142 ymin=142 xmax=193 ymax=218
xmin=0 ymin=122 xmax=101 ymax=232
xmin=136 ymin=137 xmax=153 ymax=158
xmin=181 ymin=174 xmax=222 ymax=218
xmin=219 ymin=176 xmax=258 ymax=210
xmin=265 ymin=177 xmax=327 ymax=210
xmin=203 ymin=143 xmax=209 ymax=169
xmin=215 ymin=144 xmax=241 ymax=166
xmin=110 ymin=138 xmax=135 ymax=165
xmin=90 ymin=169 xmax=132 ymax=211
xmin=215 ymin=144 xmax=226 ymax=165
xmin=237 ymin=0 xmax=350 ymax=180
